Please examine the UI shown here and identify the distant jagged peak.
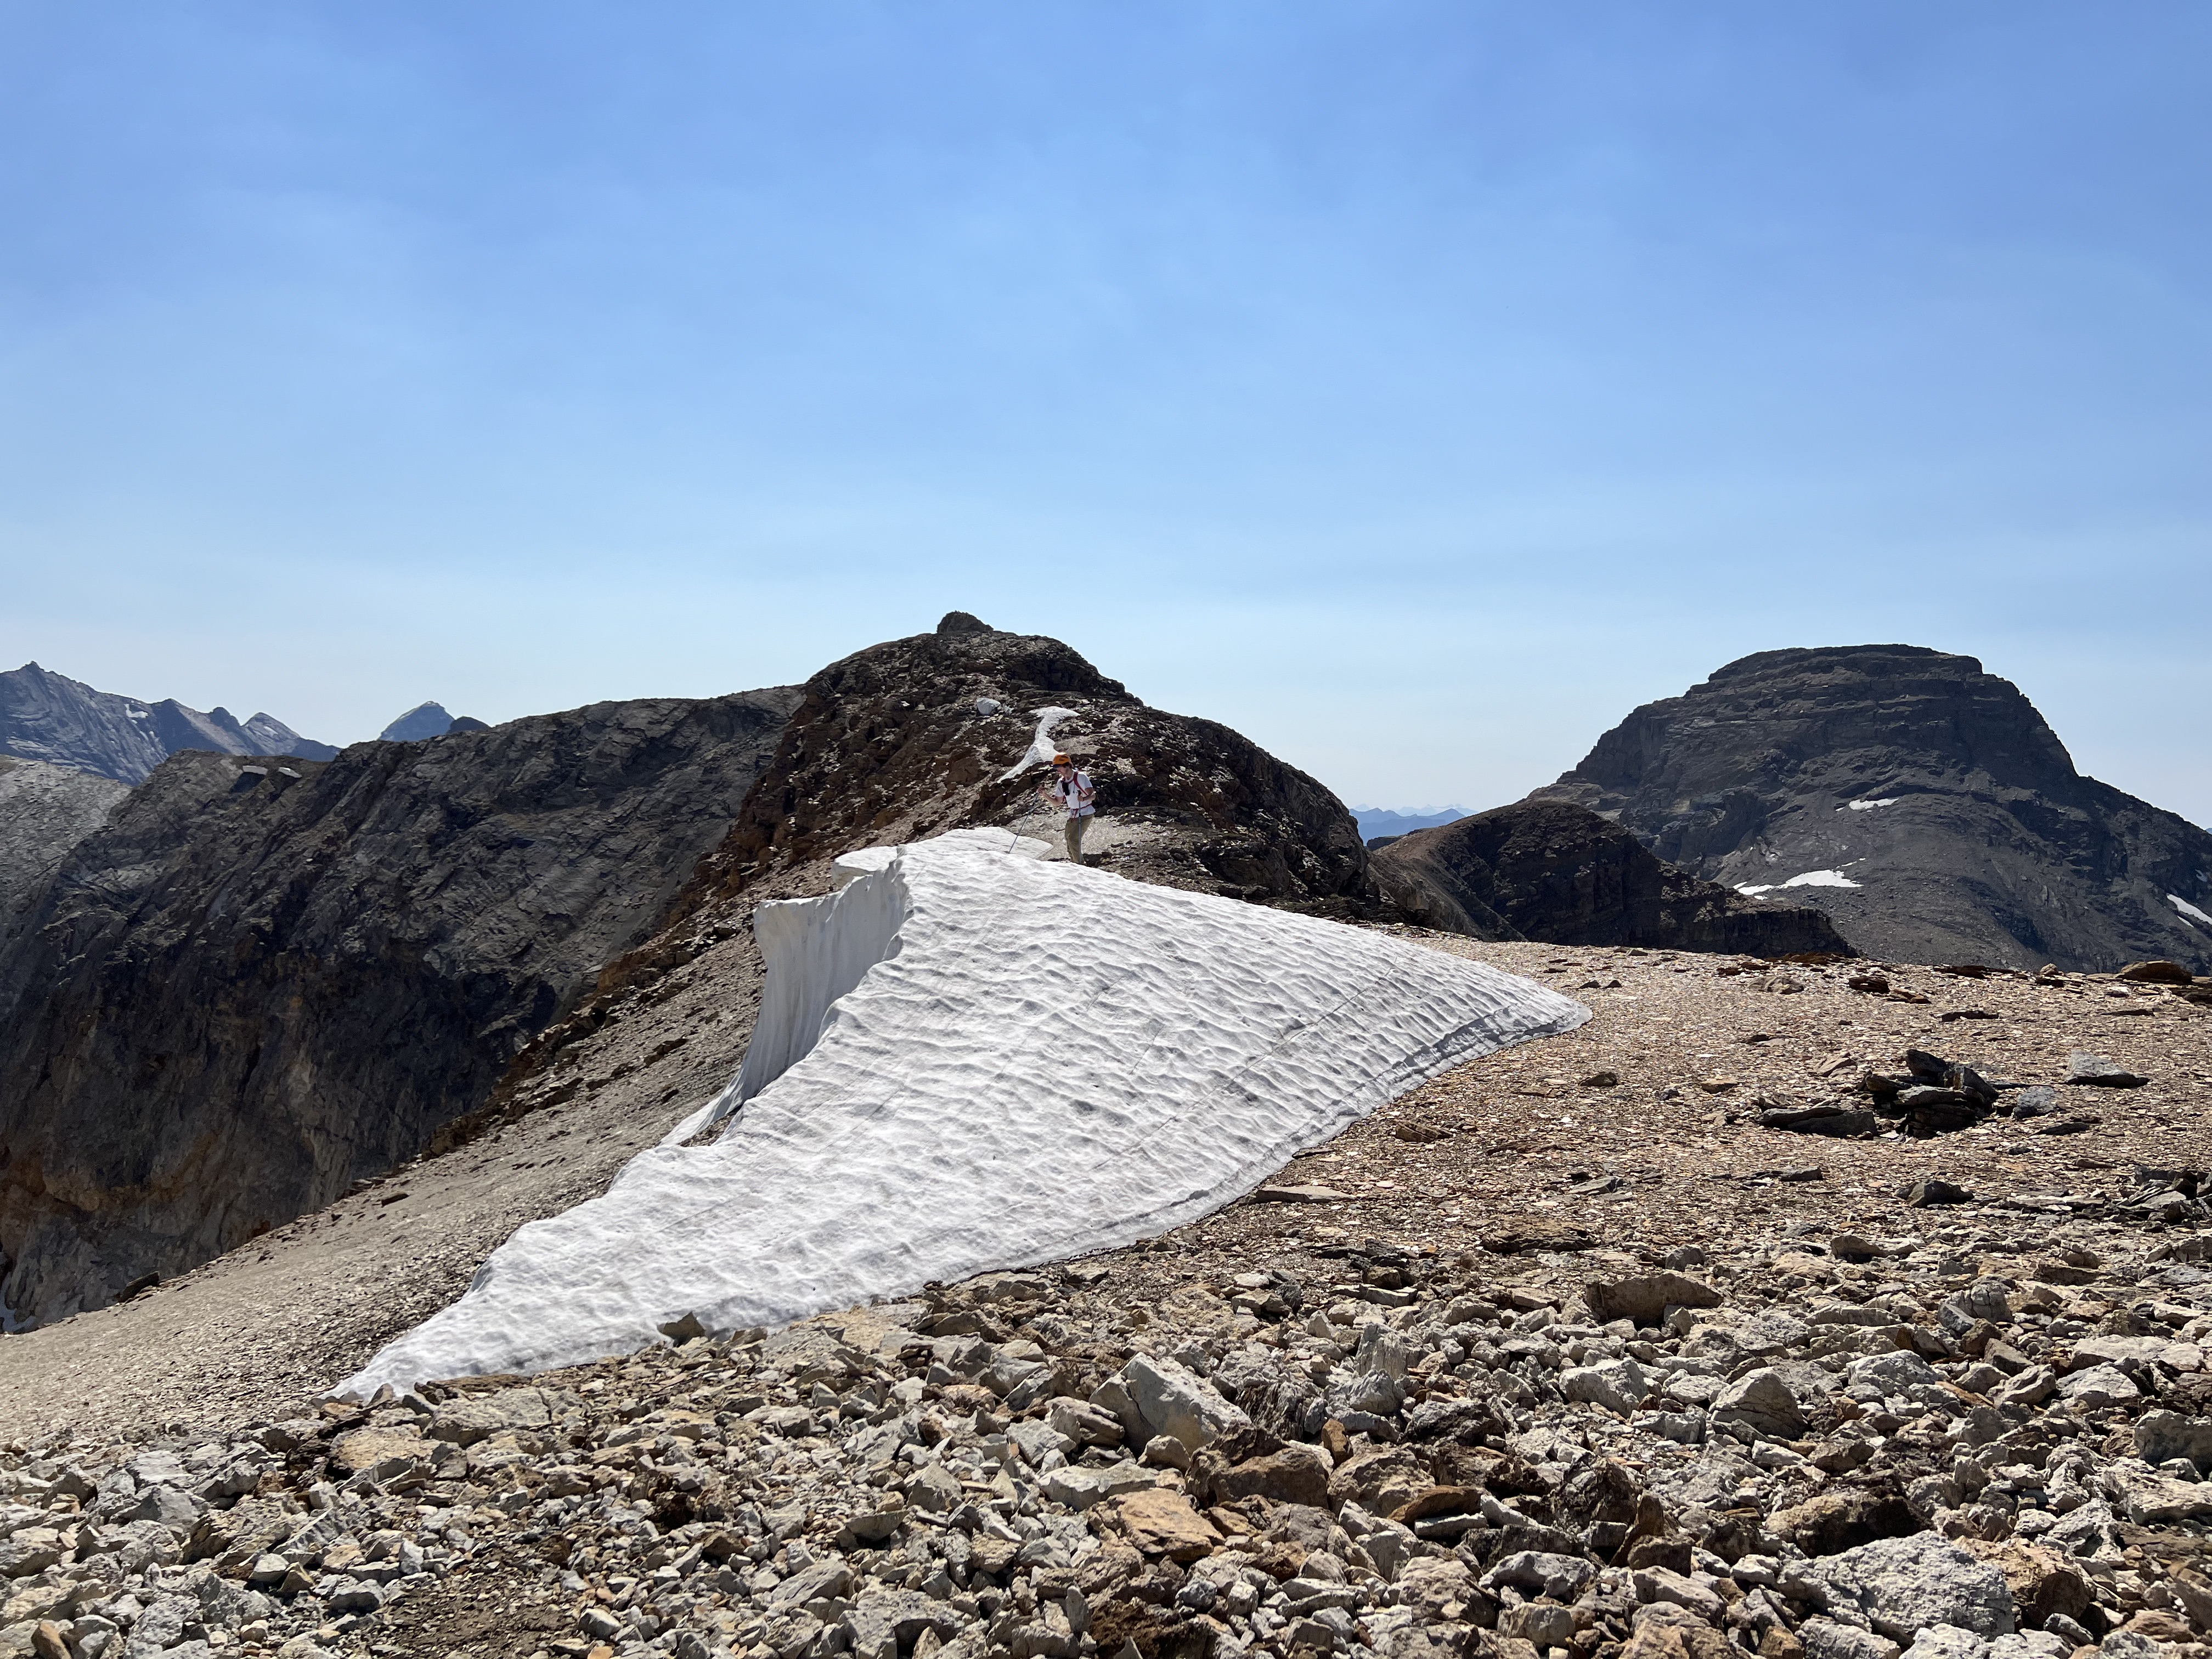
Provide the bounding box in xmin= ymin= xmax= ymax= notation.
xmin=380 ymin=702 xmax=454 ymax=742
xmin=379 ymin=702 xmax=492 ymax=742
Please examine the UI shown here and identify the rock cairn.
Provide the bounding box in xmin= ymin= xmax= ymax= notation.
xmin=4 ymin=1205 xmax=2208 ymax=1659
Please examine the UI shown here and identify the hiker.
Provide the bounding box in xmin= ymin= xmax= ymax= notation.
xmin=1039 ymin=752 xmax=1096 ymax=864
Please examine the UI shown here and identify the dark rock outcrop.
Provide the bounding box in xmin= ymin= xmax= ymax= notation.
xmin=0 ymin=661 xmax=338 ymax=782
xmin=0 ymin=689 xmax=799 ymax=1322
xmin=1371 ymin=799 xmax=1855 ymax=954
xmin=1532 ymin=645 xmax=2212 ymax=972
xmin=688 ymin=612 xmax=1386 ymax=917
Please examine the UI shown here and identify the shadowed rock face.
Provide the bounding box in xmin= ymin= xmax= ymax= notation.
xmin=0 ymin=661 xmax=337 ymax=783
xmin=0 ymin=689 xmax=799 ymax=1322
xmin=0 ymin=757 xmax=129 ymax=954
xmin=1533 ymin=645 xmax=2212 ymax=972
xmin=1370 ymin=799 xmax=1856 ymax=955
xmin=689 ymin=613 xmax=1386 ymax=918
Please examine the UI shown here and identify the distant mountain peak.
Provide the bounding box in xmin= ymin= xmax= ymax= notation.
xmin=0 ymin=663 xmax=337 ymax=784
xmin=380 ymin=702 xmax=465 ymax=742
xmin=1534 ymin=643 xmax=2210 ymax=972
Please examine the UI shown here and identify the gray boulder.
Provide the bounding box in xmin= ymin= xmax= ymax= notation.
xmin=1122 ymin=1355 xmax=1250 ymax=1452
xmin=2133 ymin=1410 xmax=2212 ymax=1472
xmin=1712 ymin=1367 xmax=1807 ymax=1439
xmin=1804 ymin=1533 xmax=2016 ymax=1641
xmin=1901 ymin=1628 xmax=1990 ymax=1659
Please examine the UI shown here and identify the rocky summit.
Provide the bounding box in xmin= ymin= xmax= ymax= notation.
xmin=0 ymin=662 xmax=337 ymax=784
xmin=1368 ymin=802 xmax=1854 ymax=958
xmin=1533 ymin=647 xmax=2212 ymax=975
xmin=686 ymin=613 xmax=1385 ymax=918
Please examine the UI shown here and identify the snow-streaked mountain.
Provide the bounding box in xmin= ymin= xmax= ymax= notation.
xmin=0 ymin=662 xmax=337 ymax=784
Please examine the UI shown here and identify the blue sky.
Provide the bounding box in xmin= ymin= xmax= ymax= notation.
xmin=3 ymin=4 xmax=2208 ymax=823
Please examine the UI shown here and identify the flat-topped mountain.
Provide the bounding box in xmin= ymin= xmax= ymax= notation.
xmin=0 ymin=661 xmax=337 ymax=783
xmin=1533 ymin=644 xmax=2212 ymax=972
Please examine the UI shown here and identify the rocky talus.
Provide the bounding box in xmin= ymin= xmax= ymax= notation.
xmin=0 ymin=662 xmax=335 ymax=784
xmin=1 ymin=935 xmax=2208 ymax=1659
xmin=1369 ymin=803 xmax=1854 ymax=957
xmin=1532 ymin=647 xmax=2212 ymax=975
xmin=1 ymin=1181 xmax=2204 ymax=1659
xmin=0 ymin=688 xmax=799 ymax=1323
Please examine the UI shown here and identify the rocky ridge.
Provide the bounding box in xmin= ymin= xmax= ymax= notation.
xmin=1532 ymin=647 xmax=2212 ymax=975
xmin=0 ymin=663 xmax=336 ymax=785
xmin=486 ymin=613 xmax=1396 ymax=1126
xmin=690 ymin=613 xmax=1383 ymax=916
xmin=0 ymin=689 xmax=799 ymax=1324
xmin=1369 ymin=803 xmax=1854 ymax=958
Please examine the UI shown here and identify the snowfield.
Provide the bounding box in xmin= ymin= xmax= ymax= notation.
xmin=1737 ymin=867 xmax=1864 ymax=896
xmin=346 ymin=828 xmax=1589 ymax=1390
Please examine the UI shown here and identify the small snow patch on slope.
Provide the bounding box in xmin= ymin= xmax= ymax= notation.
xmin=1844 ymin=798 xmax=1898 ymax=811
xmin=347 ymin=828 xmax=1589 ymax=1390
xmin=998 ymin=707 xmax=1079 ymax=780
xmin=2172 ymin=894 xmax=2212 ymax=930
xmin=1737 ymin=868 xmax=1864 ymax=896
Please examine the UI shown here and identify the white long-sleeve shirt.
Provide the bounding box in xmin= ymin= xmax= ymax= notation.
xmin=1046 ymin=770 xmax=1096 ymax=817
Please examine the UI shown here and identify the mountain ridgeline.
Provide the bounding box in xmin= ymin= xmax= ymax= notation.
xmin=2 ymin=620 xmax=2205 ymax=1327
xmin=0 ymin=662 xmax=337 ymax=784
xmin=1370 ymin=798 xmax=1857 ymax=956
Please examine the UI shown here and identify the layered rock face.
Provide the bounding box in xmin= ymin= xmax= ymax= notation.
xmin=1371 ymin=798 xmax=1856 ymax=955
xmin=0 ymin=689 xmax=799 ymax=1322
xmin=0 ymin=755 xmax=129 ymax=952
xmin=690 ymin=612 xmax=1385 ymax=916
xmin=1534 ymin=645 xmax=2212 ymax=973
xmin=0 ymin=660 xmax=337 ymax=783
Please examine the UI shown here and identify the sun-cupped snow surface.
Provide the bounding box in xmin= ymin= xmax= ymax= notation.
xmin=2172 ymin=894 xmax=2212 ymax=930
xmin=1737 ymin=868 xmax=1864 ymax=896
xmin=346 ymin=827 xmax=1589 ymax=1390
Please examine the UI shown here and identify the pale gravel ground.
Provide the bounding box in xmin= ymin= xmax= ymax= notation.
xmin=2 ymin=921 xmax=2203 ymax=1448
